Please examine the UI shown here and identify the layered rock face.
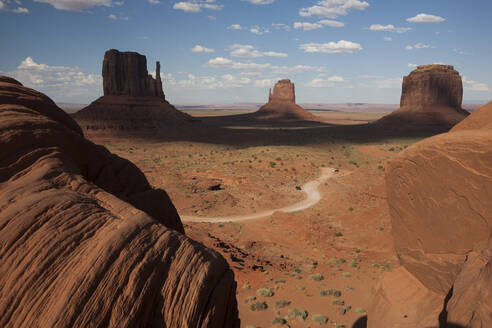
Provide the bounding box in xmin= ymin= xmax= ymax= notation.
xmin=255 ymin=79 xmax=317 ymax=121
xmin=103 ymin=49 xmax=164 ymax=98
xmin=376 ymin=64 xmax=469 ymax=131
xmin=369 ymin=101 xmax=492 ymax=327
xmin=0 ymin=76 xmax=239 ymax=327
xmin=73 ymin=49 xmax=195 ymax=136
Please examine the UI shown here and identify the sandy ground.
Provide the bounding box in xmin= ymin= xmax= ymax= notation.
xmin=90 ymin=110 xmax=427 ymax=328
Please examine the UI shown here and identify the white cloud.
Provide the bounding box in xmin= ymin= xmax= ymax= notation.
xmin=207 ymin=57 xmax=323 ymax=73
xmin=172 ymin=73 xmax=252 ymax=89
xmin=230 ymin=45 xmax=263 ymax=58
xmin=294 ymin=22 xmax=323 ymax=31
xmin=463 ymin=77 xmax=489 ymax=91
xmin=108 ymin=13 xmax=128 ymax=20
xmin=241 ymin=0 xmax=275 ymax=4
xmin=191 ymin=45 xmax=214 ymax=53
xmin=299 ymin=40 xmax=363 ymax=54
xmin=5 ymin=56 xmax=102 ymax=102
xmin=408 ymin=63 xmax=418 ymax=68
xmin=34 ymin=0 xmax=111 ymax=11
xmin=148 ymin=0 xmax=159 ymax=3
xmin=207 ymin=57 xmax=271 ymax=70
xmin=254 ymin=79 xmax=276 ymax=87
xmin=405 ymin=43 xmax=436 ymax=50
xmin=300 ymin=0 xmax=369 ymax=19
xmin=272 ymin=23 xmax=291 ymax=31
xmin=228 ymin=24 xmax=244 ymax=30
xmin=173 ymin=0 xmax=223 ymax=13
xmin=367 ymin=24 xmax=412 ymax=33
xmin=270 ymin=64 xmax=325 ymax=74
xmin=307 ymin=76 xmax=345 ymax=87
xmin=13 ymin=6 xmax=29 ymax=13
xmin=250 ymin=25 xmax=269 ymax=35
xmin=263 ymin=51 xmax=288 ymax=57
xmin=406 ymin=13 xmax=445 ymax=23
xmin=294 ymin=19 xmax=344 ymax=31
xmin=383 ymin=36 xmax=392 ymax=41
xmin=319 ymin=19 xmax=344 ymax=27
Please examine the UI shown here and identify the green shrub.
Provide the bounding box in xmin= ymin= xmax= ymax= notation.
xmin=309 ymin=273 xmax=324 ymax=281
xmin=312 ymin=314 xmax=329 ymax=325
xmin=320 ymin=289 xmax=341 ymax=297
xmin=272 ymin=317 xmax=287 ymax=325
xmin=355 ymin=307 xmax=366 ymax=314
xmin=289 ymin=308 xmax=308 ymax=321
xmin=256 ymin=288 xmax=274 ymax=297
xmin=249 ymin=301 xmax=267 ymax=311
xmin=332 ymin=300 xmax=345 ymax=306
xmin=275 ymin=300 xmax=291 ymax=308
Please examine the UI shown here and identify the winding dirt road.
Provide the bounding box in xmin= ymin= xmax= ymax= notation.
xmin=181 ymin=167 xmax=336 ymax=223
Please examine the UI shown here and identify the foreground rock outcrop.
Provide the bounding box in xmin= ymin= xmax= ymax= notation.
xmin=375 ymin=64 xmax=469 ymax=131
xmin=369 ymin=101 xmax=492 ymax=327
xmin=73 ymin=49 xmax=196 ymax=136
xmin=0 ymin=76 xmax=239 ymax=327
xmin=254 ymin=79 xmax=317 ymax=121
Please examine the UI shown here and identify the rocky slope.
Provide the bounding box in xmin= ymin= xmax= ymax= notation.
xmin=254 ymin=79 xmax=317 ymax=121
xmin=0 ymin=76 xmax=239 ymax=328
xmin=73 ymin=49 xmax=196 ymax=137
xmin=369 ymin=101 xmax=492 ymax=327
xmin=375 ymin=64 xmax=469 ymax=131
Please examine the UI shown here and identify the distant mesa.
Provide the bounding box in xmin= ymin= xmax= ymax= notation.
xmin=0 ymin=76 xmax=239 ymax=327
xmin=254 ymin=79 xmax=318 ymax=122
xmin=73 ymin=49 xmax=197 ymax=136
xmin=369 ymin=101 xmax=492 ymax=327
xmin=375 ymin=64 xmax=469 ymax=131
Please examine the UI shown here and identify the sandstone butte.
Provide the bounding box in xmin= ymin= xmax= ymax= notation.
xmin=0 ymin=76 xmax=239 ymax=328
xmin=254 ymin=79 xmax=318 ymax=121
xmin=73 ymin=49 xmax=196 ymax=136
xmin=375 ymin=64 xmax=470 ymax=131
xmin=369 ymin=101 xmax=492 ymax=327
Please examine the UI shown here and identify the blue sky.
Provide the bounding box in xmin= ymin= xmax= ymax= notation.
xmin=1 ymin=0 xmax=491 ymax=105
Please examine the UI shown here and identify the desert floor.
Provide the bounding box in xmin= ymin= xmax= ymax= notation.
xmin=91 ymin=110 xmax=431 ymax=328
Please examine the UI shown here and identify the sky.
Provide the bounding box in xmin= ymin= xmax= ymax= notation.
xmin=1 ymin=0 xmax=491 ymax=105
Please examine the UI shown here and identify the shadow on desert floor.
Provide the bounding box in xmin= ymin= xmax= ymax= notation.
xmin=85 ymin=117 xmax=443 ymax=148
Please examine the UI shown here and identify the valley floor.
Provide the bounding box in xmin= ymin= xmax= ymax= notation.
xmin=92 ymin=110 xmax=428 ymax=328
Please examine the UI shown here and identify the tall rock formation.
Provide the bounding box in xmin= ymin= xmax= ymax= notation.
xmin=0 ymin=76 xmax=239 ymax=328
xmin=369 ymin=101 xmax=492 ymax=327
xmin=254 ymin=79 xmax=317 ymax=121
xmin=102 ymin=49 xmax=164 ymax=98
xmin=375 ymin=64 xmax=469 ymax=131
xmin=73 ymin=49 xmax=196 ymax=137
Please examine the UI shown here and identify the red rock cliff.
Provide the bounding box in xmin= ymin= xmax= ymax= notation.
xmin=375 ymin=64 xmax=469 ymax=131
xmin=369 ymin=101 xmax=492 ymax=327
xmin=103 ymin=49 xmax=165 ymax=99
xmin=0 ymin=76 xmax=239 ymax=328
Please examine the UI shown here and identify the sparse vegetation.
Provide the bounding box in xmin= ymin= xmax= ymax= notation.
xmin=289 ymin=308 xmax=308 ymax=321
xmin=272 ymin=317 xmax=287 ymax=325
xmin=275 ymin=300 xmax=291 ymax=308
xmin=256 ymin=288 xmax=274 ymax=297
xmin=249 ymin=301 xmax=267 ymax=311
xmin=312 ymin=314 xmax=329 ymax=325
xmin=309 ymin=273 xmax=324 ymax=281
